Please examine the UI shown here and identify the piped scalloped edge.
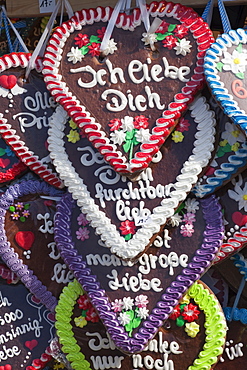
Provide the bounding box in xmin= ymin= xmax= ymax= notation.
xmin=54 ymin=192 xmax=224 ymax=354
xmin=55 ymin=279 xmax=226 ymax=369
xmin=48 ymin=93 xmax=216 ymax=260
xmin=0 ymin=52 xmax=64 ymax=189
xmin=204 ymin=28 xmax=247 ymax=135
xmin=0 ymin=179 xmax=63 ymax=312
xmin=43 ymin=1 xmax=214 ymax=175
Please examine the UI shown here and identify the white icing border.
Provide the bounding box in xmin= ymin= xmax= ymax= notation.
xmin=48 ymin=96 xmax=216 ymax=259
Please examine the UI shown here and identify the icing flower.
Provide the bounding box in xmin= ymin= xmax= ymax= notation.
xmin=118 ymin=311 xmax=131 ymax=326
xmin=74 ymin=33 xmax=90 ymax=48
xmin=77 ymin=213 xmax=89 ymax=227
xmin=22 ymin=209 xmax=30 ymax=218
xmin=5 ymin=146 xmax=15 ymax=157
xmin=11 ymin=212 xmax=20 ymax=220
xmin=185 ymin=321 xmax=200 ymax=338
xmin=121 ymin=116 xmax=134 ymax=132
xmin=183 ymin=212 xmax=196 ymax=224
xmin=74 ymin=316 xmax=87 ymax=328
xmin=110 ymin=130 xmax=126 ymax=145
xmin=221 ymin=121 xmax=245 ymax=146
xmin=67 ymin=129 xmax=80 ymax=144
xmin=184 ymin=198 xmax=199 ymax=213
xmin=180 ymin=223 xmax=194 ymax=237
xmin=137 ymin=307 xmax=149 ymax=319
xmin=69 ymin=119 xmax=77 ymax=130
xmin=228 ymin=180 xmax=247 ymax=212
xmin=174 ymin=38 xmax=192 ymax=56
xmin=67 ymin=47 xmax=84 ymax=64
xmin=135 ymin=294 xmax=148 ymax=308
xmin=103 ymin=39 xmax=118 ymax=56
xmin=176 ymin=118 xmax=190 ymax=132
xmin=170 ymin=305 xmax=181 ymax=320
xmin=122 ymin=297 xmax=134 ymax=311
xmin=169 ymin=213 xmax=182 ymax=227
xmin=109 ymin=118 xmax=122 ymax=131
xmin=172 ymin=131 xmax=184 ymax=143
xmin=231 ymin=142 xmax=240 ymax=152
xmin=77 ymin=294 xmax=93 ymax=310
xmin=141 ymin=32 xmax=157 ymax=46
xmin=180 ymin=294 xmax=190 ymax=305
xmin=76 ymin=227 xmax=90 ymax=241
xmin=134 ymin=115 xmax=149 ymax=130
xmin=16 ymin=202 xmax=24 ymax=210
xmin=174 ymin=24 xmax=189 ymax=38
xmin=135 ymin=128 xmax=151 ymax=143
xmin=86 ymin=307 xmax=99 ymax=323
xmin=88 ymin=42 xmax=100 ymax=57
xmin=182 ymin=303 xmax=200 ymax=322
xmin=156 ymin=21 xmax=169 ymax=34
xmin=162 ymin=35 xmax=177 ymax=50
xmin=111 ymin=299 xmax=123 ymax=312
xmin=119 ymin=220 xmax=136 ymax=236
xmin=97 ymin=27 xmax=106 ymax=40
xmin=221 ymin=48 xmax=247 ymax=76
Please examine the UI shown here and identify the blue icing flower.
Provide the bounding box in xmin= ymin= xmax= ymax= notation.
xmin=5 ymin=146 xmax=15 ymax=157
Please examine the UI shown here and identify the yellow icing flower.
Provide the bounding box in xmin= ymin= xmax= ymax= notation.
xmin=74 ymin=316 xmax=87 ymax=328
xmin=54 ymin=361 xmax=66 ymax=369
xmin=67 ymin=129 xmax=80 ymax=143
xmin=69 ymin=119 xmax=77 ymax=130
xmin=180 ymin=294 xmax=190 ymax=305
xmin=231 ymin=142 xmax=240 ymax=152
xmin=172 ymin=131 xmax=184 ymax=143
xmin=185 ymin=321 xmax=200 ymax=338
xmin=219 ymin=139 xmax=228 ymax=147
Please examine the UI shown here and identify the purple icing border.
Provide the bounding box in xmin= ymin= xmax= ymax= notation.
xmin=0 ymin=179 xmax=62 ymax=312
xmin=54 ymin=193 xmax=224 ymax=354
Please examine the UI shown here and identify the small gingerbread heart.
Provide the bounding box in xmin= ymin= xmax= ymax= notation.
xmin=15 ymin=231 xmax=35 ymax=250
xmin=25 ymin=340 xmax=38 ymax=350
xmin=232 ymin=211 xmax=247 ymax=227
xmin=0 ymin=74 xmax=17 ymax=90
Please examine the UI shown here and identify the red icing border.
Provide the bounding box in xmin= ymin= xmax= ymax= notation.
xmin=0 ymin=52 xmax=63 ymax=188
xmin=43 ymin=1 xmax=214 ymax=175
xmin=214 ymin=226 xmax=247 ymax=264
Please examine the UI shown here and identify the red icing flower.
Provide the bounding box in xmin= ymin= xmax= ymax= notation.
xmin=134 ymin=115 xmax=149 ymax=129
xmin=176 ymin=118 xmax=190 ymax=132
xmin=162 ymin=35 xmax=177 ymax=50
xmin=169 ymin=305 xmax=181 ymax=320
xmin=74 ymin=33 xmax=90 ymax=48
xmin=97 ymin=27 xmax=106 ymax=39
xmin=156 ymin=21 xmax=169 ymax=34
xmin=174 ymin=24 xmax=188 ymax=38
xmin=77 ymin=294 xmax=93 ymax=310
xmin=119 ymin=220 xmax=136 ymax=236
xmin=88 ymin=42 xmax=100 ymax=56
xmin=109 ymin=119 xmax=122 ymax=131
xmin=182 ymin=303 xmax=200 ymax=322
xmin=86 ymin=306 xmax=100 ymax=323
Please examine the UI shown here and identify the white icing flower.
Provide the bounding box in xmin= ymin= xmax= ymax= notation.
xmin=110 ymin=130 xmax=126 ymax=145
xmin=184 ymin=198 xmax=199 ymax=213
xmin=121 ymin=116 xmax=134 ymax=132
xmin=174 ymin=38 xmax=192 ymax=56
xmin=221 ymin=121 xmax=245 ymax=146
xmin=141 ymin=32 xmax=157 ymax=46
xmin=137 ymin=307 xmax=149 ymax=319
xmin=67 ymin=47 xmax=84 ymax=64
xmin=221 ymin=49 xmax=247 ymax=74
xmin=118 ymin=312 xmax=131 ymax=326
xmin=122 ymin=297 xmax=134 ymax=310
xmin=228 ymin=181 xmax=247 ymax=212
xmin=169 ymin=213 xmax=182 ymax=227
xmin=135 ymin=128 xmax=151 ymax=143
xmin=103 ymin=39 xmax=118 ymax=56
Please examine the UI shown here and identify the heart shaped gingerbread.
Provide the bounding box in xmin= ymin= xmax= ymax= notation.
xmin=43 ymin=1 xmax=213 ymax=175
xmin=0 ymin=52 xmax=63 ymax=188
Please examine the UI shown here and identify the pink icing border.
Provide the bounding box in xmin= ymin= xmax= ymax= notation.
xmin=0 ymin=52 xmax=63 ymax=188
xmin=43 ymin=1 xmax=214 ymax=175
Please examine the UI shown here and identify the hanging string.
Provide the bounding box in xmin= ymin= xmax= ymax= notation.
xmin=217 ymin=0 xmax=231 ymax=33
xmin=201 ymin=0 xmax=215 ymax=25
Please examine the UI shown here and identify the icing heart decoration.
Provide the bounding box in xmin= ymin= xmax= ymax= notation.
xmin=54 ymin=192 xmax=224 ymax=354
xmin=0 ymin=158 xmax=10 ymax=168
xmin=43 ymin=1 xmax=213 ymax=175
xmin=15 ymin=231 xmax=35 ymax=250
xmin=25 ymin=340 xmax=38 ymax=350
xmin=204 ymin=29 xmax=247 ymax=136
xmin=0 ymin=75 xmax=17 ymax=90
xmin=0 ymin=365 xmax=12 ymax=370
xmin=232 ymin=211 xmax=247 ymax=227
xmin=0 ymin=52 xmax=63 ymax=188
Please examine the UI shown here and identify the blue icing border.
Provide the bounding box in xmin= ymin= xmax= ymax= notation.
xmin=204 ymin=28 xmax=247 ymax=133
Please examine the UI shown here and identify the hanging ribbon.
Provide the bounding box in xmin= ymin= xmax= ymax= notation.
xmin=217 ymin=0 xmax=231 ymax=33
xmin=201 ymin=0 xmax=215 ymax=26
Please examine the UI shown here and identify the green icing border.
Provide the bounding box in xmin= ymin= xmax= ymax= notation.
xmin=55 ymin=280 xmax=226 ymax=370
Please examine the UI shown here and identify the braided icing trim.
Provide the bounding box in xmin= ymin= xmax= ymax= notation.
xmin=0 ymin=179 xmax=63 ymax=312
xmin=43 ymin=1 xmax=213 ymax=175
xmin=54 ymin=192 xmax=224 ymax=354
xmin=204 ymin=28 xmax=247 ymax=134
xmin=48 ymin=93 xmax=216 ymax=260
xmin=0 ymin=52 xmax=63 ymax=188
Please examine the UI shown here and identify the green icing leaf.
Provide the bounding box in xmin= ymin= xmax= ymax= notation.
xmin=180 ymin=304 xmax=187 ymax=312
xmin=175 ymin=202 xmax=185 ymax=215
xmin=20 ymin=216 xmax=26 ymax=223
xmin=0 ymin=148 xmax=6 ymax=156
xmin=81 ymin=310 xmax=87 ymax=317
xmin=24 ymin=204 xmax=30 ymax=210
xmin=132 ymin=317 xmax=142 ymax=329
xmin=155 ymin=32 xmax=172 ymax=41
xmin=216 ymin=148 xmax=225 ymax=158
xmin=124 ymin=233 xmax=132 ymax=241
xmin=235 ymin=72 xmax=245 ymax=79
xmin=123 ymin=141 xmax=131 ymax=153
xmin=168 ymin=24 xmax=177 ymax=32
xmin=126 ymin=310 xmax=135 ymax=320
xmin=9 ymin=206 xmax=15 ymax=212
xmin=216 ymin=62 xmax=224 ymax=72
xmin=132 ymin=137 xmax=140 ymax=146
xmin=176 ymin=316 xmax=185 ymax=327
xmin=125 ymin=130 xmax=135 ymax=140
xmin=236 ymin=43 xmax=242 ymax=53
xmin=90 ymin=35 xmax=100 ymax=43
xmin=81 ymin=46 xmax=89 ymax=55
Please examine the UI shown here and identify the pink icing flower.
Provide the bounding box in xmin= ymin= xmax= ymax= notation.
xmin=77 ymin=294 xmax=93 ymax=310
xmin=11 ymin=212 xmax=20 ymax=220
xmin=88 ymin=43 xmax=100 ymax=56
xmin=111 ymin=299 xmax=123 ymax=312
xmin=162 ymin=35 xmax=177 ymax=50
xmin=109 ymin=119 xmax=122 ymax=131
xmin=119 ymin=220 xmax=136 ymax=236
xmin=180 ymin=223 xmax=194 ymax=237
xmin=176 ymin=118 xmax=190 ymax=132
xmin=22 ymin=210 xmax=30 ymax=218
xmin=134 ymin=115 xmax=149 ymax=129
xmin=86 ymin=307 xmax=100 ymax=323
xmin=74 ymin=33 xmax=90 ymax=48
xmin=16 ymin=202 xmax=24 ymax=210
xmin=77 ymin=213 xmax=89 ymax=227
xmin=156 ymin=21 xmax=169 ymax=34
xmin=183 ymin=212 xmax=196 ymax=224
xmin=174 ymin=24 xmax=188 ymax=39
xmin=97 ymin=27 xmax=106 ymax=39
xmin=135 ymin=294 xmax=149 ymax=308
xmin=76 ymin=227 xmax=90 ymax=241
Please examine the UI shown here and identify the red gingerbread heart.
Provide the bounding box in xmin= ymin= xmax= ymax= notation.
xmin=0 ymin=74 xmax=17 ymax=90
xmin=0 ymin=158 xmax=10 ymax=168
xmin=15 ymin=231 xmax=35 ymax=250
xmin=0 ymin=365 xmax=12 ymax=370
xmin=232 ymin=211 xmax=247 ymax=226
xmin=25 ymin=340 xmax=38 ymax=350
xmin=43 ymin=1 xmax=213 ymax=175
